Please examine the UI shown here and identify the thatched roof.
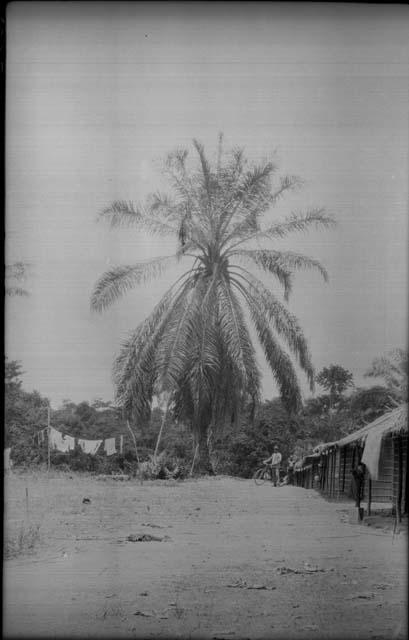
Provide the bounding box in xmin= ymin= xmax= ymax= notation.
xmin=316 ymin=404 xmax=407 ymax=453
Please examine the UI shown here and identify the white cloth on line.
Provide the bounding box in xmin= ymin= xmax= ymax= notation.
xmin=361 ymin=429 xmax=384 ymax=481
xmin=49 ymin=427 xmax=75 ymax=452
xmin=63 ymin=434 xmax=75 ymax=451
xmin=104 ymin=438 xmax=117 ymax=456
xmin=78 ymin=438 xmax=102 ymax=455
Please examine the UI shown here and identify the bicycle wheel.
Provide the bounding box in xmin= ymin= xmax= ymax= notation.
xmin=254 ymin=467 xmax=267 ymax=485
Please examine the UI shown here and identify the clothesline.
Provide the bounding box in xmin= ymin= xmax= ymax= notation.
xmin=33 ymin=425 xmax=125 ymax=456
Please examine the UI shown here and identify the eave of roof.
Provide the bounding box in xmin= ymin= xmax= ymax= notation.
xmin=315 ymin=404 xmax=408 ymax=453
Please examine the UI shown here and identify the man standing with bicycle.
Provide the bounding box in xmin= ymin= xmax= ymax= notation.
xmin=263 ymin=445 xmax=282 ymax=487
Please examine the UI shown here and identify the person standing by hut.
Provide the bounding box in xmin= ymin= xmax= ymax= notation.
xmin=351 ymin=461 xmax=366 ymax=509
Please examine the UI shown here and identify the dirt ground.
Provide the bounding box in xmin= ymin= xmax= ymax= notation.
xmin=3 ymin=471 xmax=408 ymax=639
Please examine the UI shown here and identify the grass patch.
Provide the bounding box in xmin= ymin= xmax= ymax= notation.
xmin=5 ymin=521 xmax=41 ymax=559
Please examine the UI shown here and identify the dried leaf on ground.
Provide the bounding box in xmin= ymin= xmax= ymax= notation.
xmin=127 ymin=533 xmax=163 ymax=542
xmin=276 ymin=564 xmax=326 ymax=575
xmin=225 ymin=579 xmax=275 ymax=590
xmin=133 ymin=610 xmax=154 ymax=617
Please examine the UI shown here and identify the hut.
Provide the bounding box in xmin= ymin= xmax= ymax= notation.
xmin=293 ymin=452 xmax=321 ymax=489
xmin=295 ymin=404 xmax=408 ymax=518
xmin=334 ymin=404 xmax=407 ymax=517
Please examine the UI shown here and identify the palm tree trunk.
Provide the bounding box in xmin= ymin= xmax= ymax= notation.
xmin=207 ymin=423 xmax=218 ymax=473
xmin=192 ymin=425 xmax=214 ymax=475
xmin=154 ymin=398 xmax=170 ymax=459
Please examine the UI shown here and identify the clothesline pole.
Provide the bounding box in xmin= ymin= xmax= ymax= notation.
xmin=47 ymin=404 xmax=51 ymax=474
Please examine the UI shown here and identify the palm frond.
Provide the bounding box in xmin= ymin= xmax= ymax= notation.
xmin=113 ymin=279 xmax=194 ymax=418
xmin=146 ymin=192 xmax=179 ymax=221
xmin=230 ymin=271 xmax=315 ymax=390
xmin=231 ymin=254 xmax=293 ymax=301
xmin=98 ymin=200 xmax=143 ymax=228
xmin=99 ymin=200 xmax=177 ymax=236
xmin=218 ymin=162 xmax=276 ymax=240
xmin=235 ymin=249 xmax=328 ymax=296
xmin=189 ymin=274 xmax=225 ymax=411
xmin=242 ymin=289 xmax=303 ymax=412
xmin=156 ymin=279 xmax=209 ymax=392
xmin=113 ymin=294 xmax=173 ymax=418
xmin=164 ymin=147 xmax=189 ymax=173
xmin=216 ymin=132 xmax=224 ymax=175
xmin=90 ymin=257 xmax=176 ymax=312
xmin=216 ymin=276 xmax=258 ymax=386
xmin=270 ymin=175 xmax=304 ymax=204
xmin=262 ymin=209 xmax=336 ymax=239
xmin=193 ymin=138 xmax=212 ymax=207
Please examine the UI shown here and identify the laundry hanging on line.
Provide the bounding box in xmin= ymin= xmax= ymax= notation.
xmin=78 ymin=438 xmax=102 ymax=456
xmin=104 ymin=438 xmax=117 ymax=456
xmin=42 ymin=427 xmax=124 ymax=456
xmin=48 ymin=427 xmax=75 ymax=453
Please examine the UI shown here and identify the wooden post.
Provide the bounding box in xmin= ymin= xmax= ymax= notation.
xmin=342 ymin=447 xmax=347 ymax=493
xmin=330 ymin=451 xmax=334 ymax=498
xmin=367 ymin=477 xmax=372 ymax=516
xmin=47 ymin=404 xmax=51 ymax=474
xmin=405 ymin=437 xmax=409 ymax=515
xmin=397 ymin=436 xmax=403 ymax=523
xmin=335 ymin=448 xmax=340 ymax=500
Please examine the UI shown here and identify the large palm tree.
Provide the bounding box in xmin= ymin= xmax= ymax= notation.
xmin=91 ymin=137 xmax=334 ymax=471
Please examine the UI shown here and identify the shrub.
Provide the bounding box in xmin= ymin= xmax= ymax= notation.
xmin=5 ymin=521 xmax=41 ymax=559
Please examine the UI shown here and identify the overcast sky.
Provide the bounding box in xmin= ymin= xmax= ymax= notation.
xmin=6 ymin=3 xmax=409 ymax=408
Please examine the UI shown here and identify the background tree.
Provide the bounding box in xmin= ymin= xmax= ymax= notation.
xmin=316 ymin=364 xmax=354 ymax=411
xmin=213 ymin=398 xmax=300 ymax=478
xmin=5 ymin=261 xmax=30 ymax=297
xmin=364 ymin=348 xmax=408 ymax=403
xmin=91 ymin=136 xmax=334 ymax=472
xmin=4 ymin=358 xmax=50 ymax=465
xmin=349 ymin=385 xmax=400 ymax=425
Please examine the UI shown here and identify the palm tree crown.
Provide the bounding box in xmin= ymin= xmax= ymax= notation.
xmin=91 ymin=137 xmax=334 ymax=462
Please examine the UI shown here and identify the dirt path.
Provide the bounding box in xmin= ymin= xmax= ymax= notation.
xmin=3 ymin=474 xmax=407 ymax=639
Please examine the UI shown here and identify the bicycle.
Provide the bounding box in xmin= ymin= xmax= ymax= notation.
xmin=253 ymin=463 xmax=281 ymax=486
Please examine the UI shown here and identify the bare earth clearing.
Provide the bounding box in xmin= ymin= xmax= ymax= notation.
xmin=3 ymin=472 xmax=407 ymax=639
